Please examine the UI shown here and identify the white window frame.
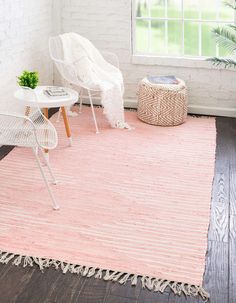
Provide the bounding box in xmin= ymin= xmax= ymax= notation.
xmin=131 ymin=0 xmax=236 ymax=69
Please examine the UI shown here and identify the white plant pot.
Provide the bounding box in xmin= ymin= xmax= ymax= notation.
xmin=21 ymin=87 xmax=36 ymax=102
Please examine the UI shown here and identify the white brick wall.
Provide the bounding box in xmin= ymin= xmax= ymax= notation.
xmin=0 ymin=0 xmax=54 ymax=112
xmin=61 ymin=0 xmax=236 ymax=117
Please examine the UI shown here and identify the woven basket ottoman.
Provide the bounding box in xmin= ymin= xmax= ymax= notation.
xmin=137 ymin=78 xmax=188 ymax=126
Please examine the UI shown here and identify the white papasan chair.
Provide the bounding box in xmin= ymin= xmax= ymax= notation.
xmin=0 ymin=87 xmax=60 ymax=210
xmin=49 ymin=35 xmax=120 ymax=134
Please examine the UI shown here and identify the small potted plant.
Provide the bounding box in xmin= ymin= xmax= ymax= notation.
xmin=17 ymin=70 xmax=39 ymax=99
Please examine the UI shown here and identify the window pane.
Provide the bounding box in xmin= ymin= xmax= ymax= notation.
xmin=184 ymin=0 xmax=199 ymax=19
xmin=184 ymin=21 xmax=199 ymax=56
xmin=134 ymin=0 xmax=234 ymax=58
xmin=201 ymin=0 xmax=216 ymax=20
xmin=168 ymin=21 xmax=182 ymax=55
xmin=136 ymin=0 xmax=149 ymax=17
xmin=219 ymin=45 xmax=230 ymax=57
xmin=202 ymin=22 xmax=217 ymax=56
xmin=219 ymin=0 xmax=235 ymax=21
xmin=168 ymin=0 xmax=182 ymax=18
xmin=150 ymin=0 xmax=165 ymax=18
xmin=150 ymin=21 xmax=166 ymax=54
xmin=136 ymin=19 xmax=149 ymax=52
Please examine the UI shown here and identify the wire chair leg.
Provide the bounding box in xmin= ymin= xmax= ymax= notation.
xmin=35 ymin=146 xmax=39 ymax=155
xmin=32 ymin=148 xmax=60 ymax=210
xmin=39 ymin=149 xmax=58 ymax=185
xmin=88 ymin=90 xmax=99 ymax=134
xmin=79 ymin=88 xmax=83 ymax=114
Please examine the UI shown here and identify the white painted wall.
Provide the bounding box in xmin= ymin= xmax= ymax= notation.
xmin=61 ymin=0 xmax=236 ymax=117
xmin=0 ymin=0 xmax=54 ymax=112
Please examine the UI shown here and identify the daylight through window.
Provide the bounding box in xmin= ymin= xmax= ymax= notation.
xmin=134 ymin=0 xmax=235 ymax=58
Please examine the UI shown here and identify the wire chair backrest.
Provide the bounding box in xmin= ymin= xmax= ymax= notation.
xmin=49 ymin=36 xmax=83 ymax=87
xmin=49 ymin=35 xmax=121 ymax=93
xmin=0 ymin=87 xmax=58 ymax=149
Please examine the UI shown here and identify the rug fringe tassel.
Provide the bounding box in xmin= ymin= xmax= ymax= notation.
xmin=0 ymin=251 xmax=210 ymax=302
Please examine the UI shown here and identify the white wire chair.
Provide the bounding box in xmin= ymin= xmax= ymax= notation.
xmin=0 ymin=87 xmax=60 ymax=210
xmin=49 ymin=35 xmax=120 ymax=134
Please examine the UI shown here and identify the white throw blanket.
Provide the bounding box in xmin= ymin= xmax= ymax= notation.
xmin=60 ymin=33 xmax=129 ymax=129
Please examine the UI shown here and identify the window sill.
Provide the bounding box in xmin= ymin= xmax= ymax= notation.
xmin=132 ymin=54 xmax=230 ymax=70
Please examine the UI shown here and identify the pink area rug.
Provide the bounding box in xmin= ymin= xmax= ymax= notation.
xmin=0 ymin=107 xmax=216 ymax=300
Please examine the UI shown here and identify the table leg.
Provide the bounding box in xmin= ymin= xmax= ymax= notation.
xmin=61 ymin=106 xmax=72 ymax=146
xmin=43 ymin=108 xmax=49 ymax=118
xmin=25 ymin=106 xmax=31 ymax=117
xmin=24 ymin=106 xmax=31 ymax=125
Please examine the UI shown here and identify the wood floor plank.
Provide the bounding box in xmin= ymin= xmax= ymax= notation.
xmin=215 ymin=118 xmax=232 ymax=169
xmin=0 ymin=146 xmax=14 ymax=161
xmin=208 ymin=171 xmax=230 ymax=242
xmin=229 ymin=165 xmax=236 ymax=303
xmin=43 ymin=271 xmax=86 ymax=303
xmin=0 ymin=264 xmax=35 ymax=303
xmin=228 ymin=117 xmax=236 ymax=167
xmin=208 ymin=118 xmax=230 ymax=243
xmin=104 ymin=295 xmax=137 ymax=303
xmin=75 ymin=277 xmax=110 ymax=303
xmin=14 ymin=267 xmax=76 ymax=303
xmin=229 ymin=165 xmax=236 ymax=217
xmin=229 ymin=234 xmax=236 ymax=303
xmin=138 ymin=288 xmax=169 ymax=303
xmin=226 ymin=118 xmax=236 ymax=303
xmin=203 ymin=241 xmax=229 ymax=303
xmin=109 ymin=281 xmax=141 ymax=300
xmin=168 ymin=293 xmax=198 ymax=303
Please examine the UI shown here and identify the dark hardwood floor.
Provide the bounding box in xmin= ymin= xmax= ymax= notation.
xmin=0 ymin=116 xmax=235 ymax=303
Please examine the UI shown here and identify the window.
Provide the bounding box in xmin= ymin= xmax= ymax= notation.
xmin=133 ymin=0 xmax=235 ymax=58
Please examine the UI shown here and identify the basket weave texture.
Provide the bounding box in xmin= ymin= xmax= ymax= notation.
xmin=137 ymin=78 xmax=188 ymax=126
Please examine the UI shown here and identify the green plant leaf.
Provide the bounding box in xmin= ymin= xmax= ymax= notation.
xmin=224 ymin=0 xmax=236 ymax=10
xmin=17 ymin=70 xmax=39 ymax=89
xmin=206 ymin=57 xmax=236 ymax=68
xmin=212 ymin=26 xmax=236 ymax=54
xmin=207 ymin=1 xmax=236 ymax=70
xmin=228 ymin=24 xmax=236 ymax=32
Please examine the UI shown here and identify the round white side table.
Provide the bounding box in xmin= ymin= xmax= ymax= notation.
xmin=14 ymin=86 xmax=79 ymax=148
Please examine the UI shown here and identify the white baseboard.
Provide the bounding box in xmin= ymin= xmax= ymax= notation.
xmin=81 ymin=97 xmax=236 ymax=118
xmin=81 ymin=97 xmax=137 ymax=108
xmin=187 ymin=104 xmax=236 ymax=117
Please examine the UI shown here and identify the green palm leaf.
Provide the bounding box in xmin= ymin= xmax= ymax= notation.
xmin=212 ymin=26 xmax=236 ymax=54
xmin=224 ymin=1 xmax=236 ymax=10
xmin=228 ymin=24 xmax=236 ymax=32
xmin=207 ymin=1 xmax=236 ymax=69
xmin=206 ymin=57 xmax=236 ymax=68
